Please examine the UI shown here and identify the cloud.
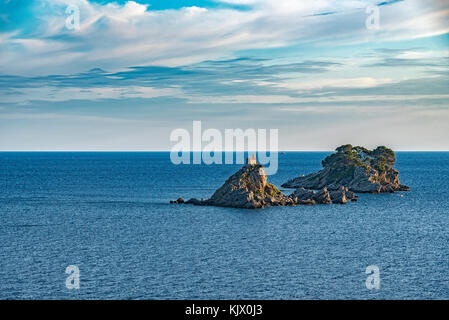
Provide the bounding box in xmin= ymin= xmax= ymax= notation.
xmin=0 ymin=1 xmax=448 ymax=150
xmin=1 ymin=51 xmax=448 ymax=107
xmin=0 ymin=86 xmax=181 ymax=104
xmin=273 ymin=77 xmax=396 ymax=90
xmin=363 ymin=47 xmax=449 ymax=67
xmin=0 ymin=58 xmax=339 ymax=104
xmin=0 ymin=0 xmax=448 ymax=75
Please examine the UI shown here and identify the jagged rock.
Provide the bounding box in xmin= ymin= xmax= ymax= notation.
xmin=313 ymin=188 xmax=332 ymax=204
xmin=300 ymin=199 xmax=316 ymax=205
xmin=179 ymin=157 xmax=295 ymax=209
xmin=345 ymin=189 xmax=357 ymax=200
xmin=282 ymin=145 xmax=410 ymax=193
xmin=290 ymin=187 xmax=315 ymax=202
xmin=170 ymin=197 xmax=185 ymax=204
xmin=290 ymin=187 xmax=332 ymax=205
xmin=329 ymin=186 xmax=347 ymax=204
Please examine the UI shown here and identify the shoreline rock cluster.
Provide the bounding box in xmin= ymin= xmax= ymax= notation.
xmin=170 ymin=145 xmax=409 ymax=209
xmin=291 ymin=186 xmax=358 ymax=205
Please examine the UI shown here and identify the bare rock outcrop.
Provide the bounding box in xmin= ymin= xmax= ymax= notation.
xmin=173 ymin=156 xmax=295 ymax=209
xmin=291 ymin=186 xmax=357 ymax=205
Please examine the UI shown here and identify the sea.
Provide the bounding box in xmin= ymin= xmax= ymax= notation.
xmin=0 ymin=152 xmax=448 ymax=299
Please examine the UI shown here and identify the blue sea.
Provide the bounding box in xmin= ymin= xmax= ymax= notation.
xmin=0 ymin=152 xmax=448 ymax=300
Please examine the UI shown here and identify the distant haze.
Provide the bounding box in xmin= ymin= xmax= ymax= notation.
xmin=0 ymin=0 xmax=448 ymax=151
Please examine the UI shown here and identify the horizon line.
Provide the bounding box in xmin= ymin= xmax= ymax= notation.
xmin=0 ymin=150 xmax=448 ymax=152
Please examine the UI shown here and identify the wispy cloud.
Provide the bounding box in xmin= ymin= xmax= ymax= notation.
xmin=1 ymin=0 xmax=448 ymax=75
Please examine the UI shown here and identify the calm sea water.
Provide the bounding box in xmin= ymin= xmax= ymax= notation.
xmin=0 ymin=152 xmax=448 ymax=299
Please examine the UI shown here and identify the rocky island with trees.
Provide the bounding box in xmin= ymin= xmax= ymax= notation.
xmin=282 ymin=144 xmax=410 ymax=193
xmin=171 ymin=145 xmax=410 ymax=209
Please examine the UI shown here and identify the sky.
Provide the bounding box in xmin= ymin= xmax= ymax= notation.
xmin=0 ymin=0 xmax=448 ymax=151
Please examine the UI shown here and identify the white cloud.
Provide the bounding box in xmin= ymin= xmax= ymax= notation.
xmin=0 ymin=0 xmax=448 ymax=75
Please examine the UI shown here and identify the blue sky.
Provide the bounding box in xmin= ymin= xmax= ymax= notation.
xmin=0 ymin=0 xmax=448 ymax=150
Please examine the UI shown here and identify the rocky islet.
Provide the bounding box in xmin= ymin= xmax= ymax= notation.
xmin=171 ymin=145 xmax=409 ymax=209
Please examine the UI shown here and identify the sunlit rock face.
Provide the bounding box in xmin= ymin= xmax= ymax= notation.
xmin=205 ymin=159 xmax=295 ymax=209
xmin=176 ymin=157 xmax=295 ymax=209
